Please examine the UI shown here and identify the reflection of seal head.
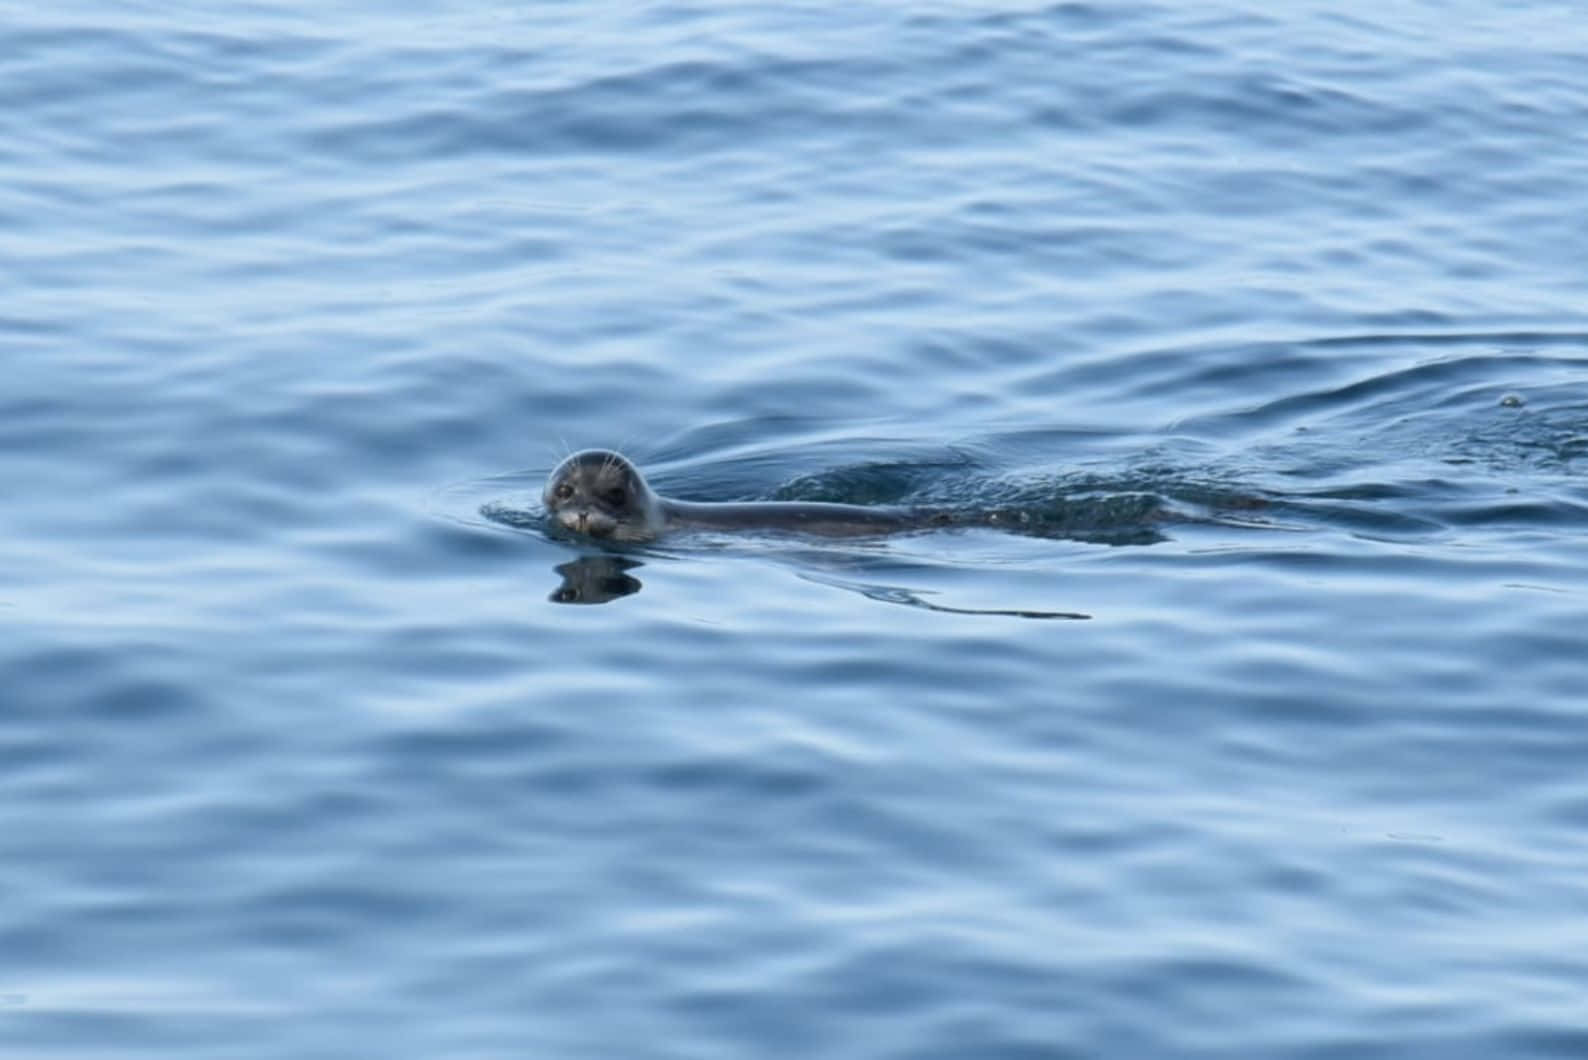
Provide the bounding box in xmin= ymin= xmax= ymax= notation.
xmin=550 ymin=556 xmax=644 ymax=603
xmin=543 ymin=450 xmax=666 ymax=541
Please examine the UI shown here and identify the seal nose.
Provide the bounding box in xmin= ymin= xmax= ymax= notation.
xmin=575 ymin=511 xmax=589 ymax=532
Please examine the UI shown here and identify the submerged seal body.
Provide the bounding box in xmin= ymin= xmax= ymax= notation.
xmin=543 ymin=449 xmax=919 ymax=542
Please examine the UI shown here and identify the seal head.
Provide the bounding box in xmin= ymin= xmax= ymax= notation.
xmin=543 ymin=449 xmax=665 ymax=541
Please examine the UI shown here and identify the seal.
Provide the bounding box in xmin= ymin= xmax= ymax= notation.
xmin=543 ymin=449 xmax=920 ymax=542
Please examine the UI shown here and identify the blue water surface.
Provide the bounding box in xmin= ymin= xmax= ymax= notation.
xmin=4 ymin=2 xmax=1588 ymax=1057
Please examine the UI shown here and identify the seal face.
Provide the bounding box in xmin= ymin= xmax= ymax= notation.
xmin=543 ymin=449 xmax=665 ymax=541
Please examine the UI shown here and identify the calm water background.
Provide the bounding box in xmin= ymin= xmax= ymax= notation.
xmin=4 ymin=1 xmax=1588 ymax=1056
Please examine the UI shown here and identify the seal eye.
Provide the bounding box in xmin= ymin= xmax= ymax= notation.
xmin=604 ymin=487 xmax=627 ymax=507
xmin=553 ymin=483 xmax=574 ymax=502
